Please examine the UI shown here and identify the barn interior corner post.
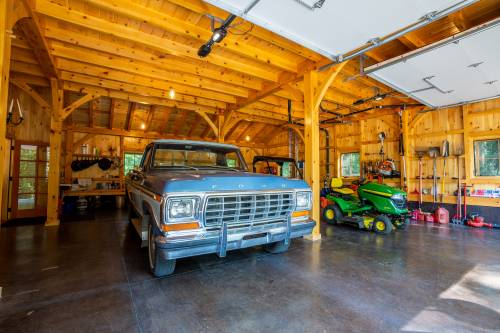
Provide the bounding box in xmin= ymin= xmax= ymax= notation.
xmin=303 ymin=69 xmax=321 ymax=241
xmin=45 ymin=78 xmax=63 ymax=227
xmin=0 ymin=0 xmax=14 ymax=227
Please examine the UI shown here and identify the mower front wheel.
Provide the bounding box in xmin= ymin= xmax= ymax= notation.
xmin=373 ymin=215 xmax=393 ymax=235
xmin=393 ymin=217 xmax=410 ymax=230
xmin=323 ymin=204 xmax=342 ymax=225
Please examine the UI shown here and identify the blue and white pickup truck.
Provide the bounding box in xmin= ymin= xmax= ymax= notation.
xmin=126 ymin=140 xmax=315 ymax=277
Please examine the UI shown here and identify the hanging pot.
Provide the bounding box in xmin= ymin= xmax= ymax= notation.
xmin=98 ymin=157 xmax=112 ymax=171
xmin=71 ymin=156 xmax=81 ymax=171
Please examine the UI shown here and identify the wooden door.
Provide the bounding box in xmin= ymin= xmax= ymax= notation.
xmin=11 ymin=142 xmax=50 ymax=218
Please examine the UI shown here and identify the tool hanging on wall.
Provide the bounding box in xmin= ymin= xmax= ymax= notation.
xmin=7 ymin=97 xmax=24 ymax=126
xmin=428 ymin=147 xmax=440 ymax=207
xmin=398 ymin=107 xmax=407 ymax=192
xmin=415 ymin=149 xmax=426 ymax=210
xmin=452 ymin=145 xmax=464 ymax=224
xmin=440 ymin=140 xmax=449 ymax=204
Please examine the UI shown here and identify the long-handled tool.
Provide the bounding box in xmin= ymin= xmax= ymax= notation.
xmin=416 ymin=150 xmax=426 ymax=210
xmin=428 ymin=147 xmax=440 ymax=208
xmin=398 ymin=108 xmax=407 ymax=192
xmin=452 ymin=146 xmax=464 ymax=224
xmin=441 ymin=140 xmax=449 ymax=204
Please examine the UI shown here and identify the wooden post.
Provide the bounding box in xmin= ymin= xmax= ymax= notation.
xmin=462 ymin=105 xmax=472 ymax=181
xmin=0 ymin=0 xmax=13 ymax=225
xmin=401 ymin=108 xmax=410 ymax=192
xmin=217 ymin=110 xmax=224 ymax=143
xmin=46 ymin=78 xmax=63 ymax=227
xmin=303 ymin=70 xmax=321 ymax=241
xmin=64 ymin=130 xmax=73 ymax=183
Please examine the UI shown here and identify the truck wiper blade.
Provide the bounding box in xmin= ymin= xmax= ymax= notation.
xmin=163 ymin=165 xmax=199 ymax=171
xmin=200 ymin=165 xmax=240 ymax=172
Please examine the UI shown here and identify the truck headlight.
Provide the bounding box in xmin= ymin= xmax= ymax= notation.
xmin=296 ymin=191 xmax=312 ymax=210
xmin=391 ymin=194 xmax=404 ymax=200
xmin=167 ymin=197 xmax=198 ymax=220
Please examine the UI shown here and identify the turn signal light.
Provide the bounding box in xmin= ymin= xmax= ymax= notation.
xmin=162 ymin=222 xmax=199 ymax=232
xmin=292 ymin=211 xmax=309 ymax=218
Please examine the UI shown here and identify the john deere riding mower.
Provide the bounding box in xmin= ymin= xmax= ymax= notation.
xmin=322 ymin=178 xmax=409 ymax=234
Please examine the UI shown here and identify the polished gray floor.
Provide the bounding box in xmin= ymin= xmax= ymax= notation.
xmin=1 ymin=209 xmax=499 ymax=333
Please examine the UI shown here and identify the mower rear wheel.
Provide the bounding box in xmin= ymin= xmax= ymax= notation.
xmin=373 ymin=215 xmax=393 ymax=234
xmin=323 ymin=204 xmax=342 ymax=225
xmin=393 ymin=217 xmax=410 ymax=230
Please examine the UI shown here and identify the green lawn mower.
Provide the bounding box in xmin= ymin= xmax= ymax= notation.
xmin=322 ymin=178 xmax=410 ymax=234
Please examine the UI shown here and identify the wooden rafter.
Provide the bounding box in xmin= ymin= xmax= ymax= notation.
xmin=9 ymin=77 xmax=50 ymax=110
xmin=62 ymin=93 xmax=99 ymax=120
xmin=17 ymin=1 xmax=58 ymax=78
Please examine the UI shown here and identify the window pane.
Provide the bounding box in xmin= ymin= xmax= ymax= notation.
xmin=20 ymin=161 xmax=36 ymax=177
xmin=18 ymin=194 xmax=35 ymax=210
xmin=20 ymin=145 xmax=37 ymax=160
xmin=38 ymin=162 xmax=49 ymax=178
xmin=341 ymin=152 xmax=360 ymax=177
xmin=474 ymin=139 xmax=500 ymax=176
xmin=18 ymin=178 xmax=36 ymax=193
xmin=124 ymin=153 xmax=143 ymax=175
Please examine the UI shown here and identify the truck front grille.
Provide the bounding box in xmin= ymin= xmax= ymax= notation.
xmin=392 ymin=197 xmax=407 ymax=210
xmin=204 ymin=192 xmax=294 ymax=227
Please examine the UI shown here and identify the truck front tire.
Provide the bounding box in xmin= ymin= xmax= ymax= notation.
xmin=148 ymin=223 xmax=176 ymax=277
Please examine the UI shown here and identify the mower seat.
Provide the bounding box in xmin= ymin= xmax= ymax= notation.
xmin=330 ymin=178 xmax=355 ymax=195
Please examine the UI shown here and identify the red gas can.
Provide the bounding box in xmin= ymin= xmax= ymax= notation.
xmin=434 ymin=207 xmax=450 ymax=224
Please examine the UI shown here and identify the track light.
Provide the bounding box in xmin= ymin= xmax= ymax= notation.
xmin=198 ymin=14 xmax=236 ymax=58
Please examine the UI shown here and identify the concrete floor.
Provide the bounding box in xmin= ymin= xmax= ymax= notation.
xmin=1 ymin=210 xmax=499 ymax=333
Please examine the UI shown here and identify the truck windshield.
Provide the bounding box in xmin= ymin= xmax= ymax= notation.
xmin=152 ymin=144 xmax=247 ymax=171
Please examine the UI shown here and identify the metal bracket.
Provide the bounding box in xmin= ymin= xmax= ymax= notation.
xmin=284 ymin=216 xmax=291 ymax=246
xmin=410 ymin=76 xmax=454 ymax=95
xmin=218 ymin=221 xmax=228 ymax=257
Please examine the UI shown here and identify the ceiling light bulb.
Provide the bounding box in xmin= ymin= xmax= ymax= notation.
xmin=169 ymin=88 xmax=175 ymax=99
xmin=374 ymin=95 xmax=383 ymax=101
xmin=245 ymin=135 xmax=251 ymax=142
xmin=212 ymin=31 xmax=222 ymax=42
xmin=140 ymin=123 xmax=146 ymax=130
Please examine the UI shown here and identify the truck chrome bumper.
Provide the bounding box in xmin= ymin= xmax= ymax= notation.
xmin=154 ymin=219 xmax=315 ymax=261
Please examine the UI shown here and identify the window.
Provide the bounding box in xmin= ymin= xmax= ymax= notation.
xmin=151 ymin=144 xmax=247 ymax=170
xmin=124 ymin=152 xmax=143 ymax=175
xmin=341 ymin=152 xmax=360 ymax=177
xmin=474 ymin=139 xmax=499 ymax=176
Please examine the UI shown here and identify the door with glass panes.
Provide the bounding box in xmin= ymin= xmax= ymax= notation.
xmin=11 ymin=142 xmax=50 ymax=218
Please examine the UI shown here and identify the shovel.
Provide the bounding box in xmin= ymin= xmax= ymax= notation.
xmin=441 ymin=140 xmax=449 ymax=204
xmin=428 ymin=147 xmax=440 ymax=207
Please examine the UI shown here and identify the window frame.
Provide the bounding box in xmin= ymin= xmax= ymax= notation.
xmin=340 ymin=151 xmax=360 ymax=178
xmin=473 ymin=138 xmax=500 ymax=177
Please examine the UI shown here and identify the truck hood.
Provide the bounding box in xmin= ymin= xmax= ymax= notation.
xmin=141 ymin=169 xmax=310 ymax=194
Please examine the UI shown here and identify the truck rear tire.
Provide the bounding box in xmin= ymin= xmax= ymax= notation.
xmin=264 ymin=239 xmax=290 ymax=254
xmin=148 ymin=223 xmax=176 ymax=277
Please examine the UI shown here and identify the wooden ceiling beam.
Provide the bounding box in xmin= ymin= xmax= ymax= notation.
xmin=165 ymin=0 xmax=323 ymax=62
xmin=126 ymin=102 xmax=136 ymax=131
xmin=43 ymin=25 xmax=263 ymax=90
xmin=51 ymin=44 xmax=249 ymax=98
xmin=55 ymin=58 xmax=240 ymax=103
xmin=84 ymin=0 xmax=298 ymax=72
xmin=16 ymin=3 xmax=58 ymax=78
xmin=9 ymin=77 xmax=50 ymax=110
xmin=62 ymin=93 xmax=99 ymax=120
xmin=59 ymin=71 xmax=227 ymax=109
xmin=34 ymin=0 xmax=278 ymax=82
